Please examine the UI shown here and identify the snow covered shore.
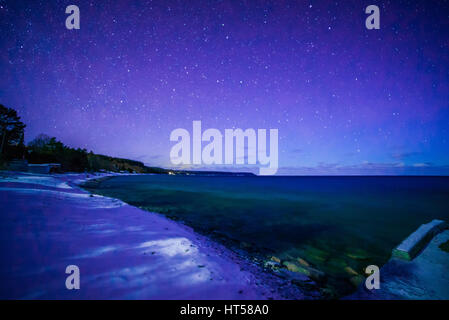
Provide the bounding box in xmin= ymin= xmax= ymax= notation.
xmin=0 ymin=172 xmax=306 ymax=299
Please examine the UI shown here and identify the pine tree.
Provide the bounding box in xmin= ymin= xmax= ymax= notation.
xmin=0 ymin=104 xmax=26 ymax=157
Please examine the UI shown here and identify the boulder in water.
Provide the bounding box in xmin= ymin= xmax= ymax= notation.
xmin=344 ymin=266 xmax=359 ymax=276
xmin=296 ymin=257 xmax=310 ymax=267
xmin=282 ymin=261 xmax=326 ymax=282
xmin=346 ymin=249 xmax=370 ymax=260
xmin=283 ymin=261 xmax=309 ymax=275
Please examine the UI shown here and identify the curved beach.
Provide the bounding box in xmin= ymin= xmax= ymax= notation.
xmin=0 ymin=172 xmax=312 ymax=299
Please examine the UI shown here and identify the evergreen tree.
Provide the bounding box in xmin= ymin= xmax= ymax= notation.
xmin=0 ymin=104 xmax=26 ymax=158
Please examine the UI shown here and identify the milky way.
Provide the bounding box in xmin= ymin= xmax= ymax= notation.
xmin=1 ymin=0 xmax=448 ymax=174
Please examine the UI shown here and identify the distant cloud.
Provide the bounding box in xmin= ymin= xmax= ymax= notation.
xmin=276 ymin=162 xmax=449 ymax=176
xmin=412 ymin=162 xmax=431 ymax=167
xmin=391 ymin=151 xmax=424 ymax=160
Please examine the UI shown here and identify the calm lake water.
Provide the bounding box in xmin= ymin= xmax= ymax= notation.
xmin=84 ymin=175 xmax=449 ymax=297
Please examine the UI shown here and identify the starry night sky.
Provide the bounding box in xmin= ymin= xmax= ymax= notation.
xmin=1 ymin=0 xmax=448 ymax=174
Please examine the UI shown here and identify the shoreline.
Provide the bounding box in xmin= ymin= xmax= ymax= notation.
xmin=78 ymin=174 xmax=449 ymax=300
xmin=77 ymin=173 xmax=322 ymax=299
xmin=2 ymin=171 xmax=448 ymax=299
xmin=80 ymin=174 xmax=364 ymax=299
xmin=0 ymin=171 xmax=315 ymax=299
xmin=80 ymin=173 xmax=331 ymax=299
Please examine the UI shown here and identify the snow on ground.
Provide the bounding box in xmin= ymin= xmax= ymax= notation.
xmin=347 ymin=230 xmax=449 ymax=300
xmin=0 ymin=172 xmax=294 ymax=299
xmin=0 ymin=172 xmax=72 ymax=189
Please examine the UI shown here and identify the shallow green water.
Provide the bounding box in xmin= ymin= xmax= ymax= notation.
xmin=85 ymin=175 xmax=449 ymax=296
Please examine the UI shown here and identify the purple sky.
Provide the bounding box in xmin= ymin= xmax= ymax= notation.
xmin=1 ymin=0 xmax=448 ymax=174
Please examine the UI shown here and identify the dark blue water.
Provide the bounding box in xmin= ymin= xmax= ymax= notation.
xmin=85 ymin=175 xmax=449 ymax=296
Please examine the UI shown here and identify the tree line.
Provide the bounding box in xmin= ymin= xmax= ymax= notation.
xmin=0 ymin=104 xmax=168 ymax=173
